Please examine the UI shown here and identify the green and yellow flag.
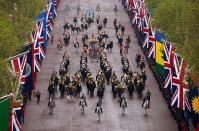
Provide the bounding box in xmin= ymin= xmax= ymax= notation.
xmin=155 ymin=31 xmax=165 ymax=76
xmin=0 ymin=96 xmax=11 ymax=131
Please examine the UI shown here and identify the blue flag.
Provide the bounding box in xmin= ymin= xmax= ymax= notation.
xmin=47 ymin=0 xmax=57 ymax=19
xmin=37 ymin=11 xmax=47 ymax=47
xmin=22 ymin=51 xmax=33 ymax=93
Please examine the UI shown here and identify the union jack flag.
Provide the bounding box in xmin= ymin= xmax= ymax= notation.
xmin=51 ymin=0 xmax=57 ymax=17
xmin=163 ymin=42 xmax=175 ymax=90
xmin=171 ymin=54 xmax=191 ymax=111
xmin=11 ymin=52 xmax=27 ymax=84
xmin=12 ymin=107 xmax=22 ymax=131
xmin=126 ymin=0 xmax=134 ymax=11
xmin=54 ymin=0 xmax=59 ymax=7
xmin=145 ymin=27 xmax=156 ymax=58
xmin=46 ymin=3 xmax=53 ymax=32
xmin=141 ymin=13 xmax=149 ymax=33
xmin=130 ymin=0 xmax=146 ymax=30
xmin=37 ymin=11 xmax=48 ymax=47
xmin=131 ymin=0 xmax=139 ymax=25
xmin=142 ymin=8 xmax=152 ymax=33
xmin=31 ymin=21 xmax=45 ymax=72
xmin=137 ymin=3 xmax=145 ymax=30
xmin=141 ymin=12 xmax=152 ymax=49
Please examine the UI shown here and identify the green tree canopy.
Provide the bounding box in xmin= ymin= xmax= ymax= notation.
xmin=146 ymin=0 xmax=199 ymax=82
xmin=0 ymin=0 xmax=46 ymax=97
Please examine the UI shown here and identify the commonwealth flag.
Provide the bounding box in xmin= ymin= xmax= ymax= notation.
xmin=0 ymin=96 xmax=11 ymax=131
xmin=155 ymin=31 xmax=165 ymax=76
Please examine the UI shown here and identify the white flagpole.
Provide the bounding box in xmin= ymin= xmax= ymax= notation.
xmin=0 ymin=94 xmax=11 ymax=100
xmin=162 ymin=39 xmax=175 ymax=45
xmin=4 ymin=50 xmax=29 ymax=61
xmin=35 ymin=18 xmax=45 ymax=22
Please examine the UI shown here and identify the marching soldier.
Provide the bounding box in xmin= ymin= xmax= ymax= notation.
xmin=103 ymin=16 xmax=107 ymax=28
xmin=73 ymin=17 xmax=78 ymax=25
xmin=104 ymin=67 xmax=112 ymax=85
xmin=127 ymin=78 xmax=134 ymax=97
xmin=64 ymin=73 xmax=70 ymax=86
xmin=116 ymin=83 xmax=125 ymax=99
xmin=35 ymin=90 xmax=41 ymax=104
xmin=82 ymin=31 xmax=89 ymax=45
xmin=136 ymin=51 xmax=141 ymax=67
xmin=97 ymin=22 xmax=103 ymax=33
xmin=96 ymin=15 xmax=100 ymax=24
xmin=73 ymin=37 xmax=80 ymax=52
xmin=124 ymin=35 xmax=130 ymax=53
xmin=48 ymin=82 xmax=55 ymax=98
xmin=59 ymin=80 xmax=65 ymax=98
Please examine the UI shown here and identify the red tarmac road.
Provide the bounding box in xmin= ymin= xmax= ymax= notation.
xmin=22 ymin=0 xmax=178 ymax=130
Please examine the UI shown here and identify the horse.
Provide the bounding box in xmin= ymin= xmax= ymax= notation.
xmin=97 ymin=87 xmax=104 ymax=101
xmin=135 ymin=55 xmax=141 ymax=67
xmin=86 ymin=79 xmax=96 ymax=97
xmin=136 ymin=82 xmax=144 ymax=98
xmin=66 ymin=93 xmax=74 ymax=102
xmin=142 ymin=99 xmax=149 ymax=116
xmin=70 ymin=24 xmax=81 ymax=34
xmin=75 ymin=83 xmax=82 ymax=97
xmin=79 ymin=99 xmax=86 ymax=114
xmin=66 ymin=85 xmax=75 ymax=102
xmin=121 ymin=74 xmax=128 ymax=85
xmin=63 ymin=60 xmax=69 ymax=72
xmin=48 ymin=98 xmax=55 ymax=114
xmin=120 ymin=99 xmax=127 ymax=115
xmin=127 ymin=83 xmax=134 ymax=98
xmin=74 ymin=41 xmax=80 ymax=53
xmin=95 ymin=106 xmax=103 ymax=122
xmin=140 ymin=61 xmax=145 ymax=70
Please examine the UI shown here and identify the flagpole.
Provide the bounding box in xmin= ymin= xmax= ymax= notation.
xmin=35 ymin=18 xmax=45 ymax=22
xmin=0 ymin=94 xmax=11 ymax=100
xmin=162 ymin=39 xmax=175 ymax=45
xmin=24 ymin=42 xmax=31 ymax=46
xmin=4 ymin=50 xmax=29 ymax=61
xmin=174 ymin=52 xmax=182 ymax=57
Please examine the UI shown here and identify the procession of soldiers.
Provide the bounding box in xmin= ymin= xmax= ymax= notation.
xmin=46 ymin=4 xmax=151 ymax=120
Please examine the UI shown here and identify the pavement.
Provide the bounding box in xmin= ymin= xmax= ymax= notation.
xmin=22 ymin=0 xmax=178 ymax=130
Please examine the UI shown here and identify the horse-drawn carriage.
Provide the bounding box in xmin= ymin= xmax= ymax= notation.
xmin=85 ymin=9 xmax=94 ymax=25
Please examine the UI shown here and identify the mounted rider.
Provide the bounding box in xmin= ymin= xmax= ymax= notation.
xmin=142 ymin=90 xmax=151 ymax=108
xmin=79 ymin=94 xmax=87 ymax=106
xmin=120 ymin=94 xmax=127 ymax=108
xmin=59 ymin=80 xmax=65 ymax=98
xmin=48 ymin=97 xmax=55 ymax=108
xmin=95 ymin=101 xmax=103 ymax=113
